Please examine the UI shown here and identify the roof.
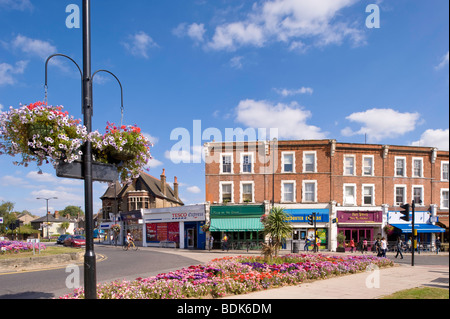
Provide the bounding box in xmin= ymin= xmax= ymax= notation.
xmin=31 ymin=215 xmax=73 ymax=223
xmin=101 ymin=171 xmax=184 ymax=206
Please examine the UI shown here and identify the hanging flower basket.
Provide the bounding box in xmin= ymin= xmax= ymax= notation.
xmin=111 ymin=224 xmax=121 ymax=233
xmin=0 ymin=102 xmax=88 ymax=168
xmin=90 ymin=122 xmax=153 ymax=183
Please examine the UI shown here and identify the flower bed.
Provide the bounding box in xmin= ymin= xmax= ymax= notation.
xmin=59 ymin=254 xmax=394 ymax=299
xmin=0 ymin=241 xmax=47 ymax=254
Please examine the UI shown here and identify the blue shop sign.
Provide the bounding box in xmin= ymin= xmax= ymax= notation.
xmin=284 ymin=209 xmax=330 ymax=223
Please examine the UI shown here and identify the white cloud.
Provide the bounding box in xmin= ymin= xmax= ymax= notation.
xmin=0 ymin=103 xmax=4 ymax=111
xmin=122 ymin=31 xmax=158 ymax=59
xmin=165 ymin=146 xmax=203 ymax=164
xmin=203 ymin=0 xmax=363 ymax=51
xmin=173 ymin=23 xmax=206 ymax=44
xmin=10 ymin=35 xmax=57 ymax=60
xmin=412 ymin=129 xmax=449 ymax=151
xmin=435 ymin=51 xmax=449 ymax=70
xmin=235 ymin=99 xmax=327 ymax=140
xmin=0 ymin=60 xmax=28 ymax=86
xmin=186 ymin=186 xmax=202 ymax=194
xmin=0 ymin=0 xmax=33 ymax=11
xmin=230 ymin=56 xmax=244 ymax=69
xmin=342 ymin=108 xmax=421 ymax=142
xmin=146 ymin=157 xmax=164 ymax=169
xmin=142 ymin=132 xmax=159 ymax=145
xmin=274 ymin=86 xmax=314 ymax=97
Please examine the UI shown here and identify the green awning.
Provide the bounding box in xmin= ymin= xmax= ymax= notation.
xmin=210 ymin=218 xmax=264 ymax=232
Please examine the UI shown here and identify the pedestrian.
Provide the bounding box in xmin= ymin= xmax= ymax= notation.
xmin=435 ymin=236 xmax=441 ymax=255
xmin=375 ymin=238 xmax=381 ymax=257
xmin=380 ymin=237 xmax=387 ymax=258
xmin=362 ymin=238 xmax=368 ymax=254
xmin=407 ymin=238 xmax=412 ymax=253
xmin=395 ymin=237 xmax=403 ymax=259
xmin=304 ymin=237 xmax=310 ymax=251
xmin=209 ymin=235 xmax=214 ymax=251
xmin=349 ymin=239 xmax=355 ymax=253
xmin=222 ymin=234 xmax=228 ymax=251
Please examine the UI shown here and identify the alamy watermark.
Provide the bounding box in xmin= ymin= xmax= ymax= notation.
xmin=365 ymin=264 xmax=380 ymax=289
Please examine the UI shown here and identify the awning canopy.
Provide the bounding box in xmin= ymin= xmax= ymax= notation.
xmin=391 ymin=224 xmax=445 ymax=234
xmin=210 ymin=218 xmax=263 ymax=232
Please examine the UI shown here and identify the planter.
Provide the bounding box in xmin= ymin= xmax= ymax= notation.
xmin=108 ymin=146 xmax=135 ymax=162
xmin=336 ymin=247 xmax=346 ymax=253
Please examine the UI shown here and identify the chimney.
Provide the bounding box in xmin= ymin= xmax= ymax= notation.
xmin=174 ymin=176 xmax=179 ymax=200
xmin=54 ymin=211 xmax=60 ymax=219
xmin=160 ymin=168 xmax=166 ymax=196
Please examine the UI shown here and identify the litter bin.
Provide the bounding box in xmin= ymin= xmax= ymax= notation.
xmin=293 ymin=242 xmax=299 ymax=253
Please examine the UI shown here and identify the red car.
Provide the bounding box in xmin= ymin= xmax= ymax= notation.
xmin=63 ymin=235 xmax=86 ymax=248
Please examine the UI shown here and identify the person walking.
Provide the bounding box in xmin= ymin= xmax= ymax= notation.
xmin=209 ymin=235 xmax=214 ymax=251
xmin=362 ymin=238 xmax=368 ymax=254
xmin=222 ymin=234 xmax=228 ymax=251
xmin=407 ymin=238 xmax=412 ymax=253
xmin=380 ymin=237 xmax=387 ymax=258
xmin=435 ymin=236 xmax=441 ymax=255
xmin=395 ymin=237 xmax=403 ymax=259
xmin=349 ymin=239 xmax=355 ymax=253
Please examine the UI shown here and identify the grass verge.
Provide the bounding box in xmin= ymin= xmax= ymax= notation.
xmin=382 ymin=287 xmax=449 ymax=299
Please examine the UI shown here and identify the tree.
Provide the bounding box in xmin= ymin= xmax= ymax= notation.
xmin=59 ymin=206 xmax=84 ymax=219
xmin=261 ymin=207 xmax=293 ymax=261
xmin=0 ymin=201 xmax=16 ymax=234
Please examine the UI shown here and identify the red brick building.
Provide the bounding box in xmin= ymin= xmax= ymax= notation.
xmin=204 ymin=140 xmax=448 ymax=251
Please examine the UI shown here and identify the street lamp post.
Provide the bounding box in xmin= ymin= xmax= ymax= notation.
xmin=36 ymin=197 xmax=58 ymax=239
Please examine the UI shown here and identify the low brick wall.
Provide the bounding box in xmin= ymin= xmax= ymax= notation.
xmin=0 ymin=252 xmax=83 ymax=272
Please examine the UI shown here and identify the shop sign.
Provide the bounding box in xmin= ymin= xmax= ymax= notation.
xmin=284 ymin=209 xmax=330 ymax=223
xmin=144 ymin=204 xmax=206 ymax=223
xmin=388 ymin=211 xmax=431 ymax=225
xmin=337 ymin=211 xmax=382 ymax=224
xmin=210 ymin=205 xmax=265 ymax=218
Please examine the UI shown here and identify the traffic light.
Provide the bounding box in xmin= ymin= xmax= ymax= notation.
xmin=307 ymin=213 xmax=315 ymax=226
xmin=400 ymin=204 xmax=410 ymax=222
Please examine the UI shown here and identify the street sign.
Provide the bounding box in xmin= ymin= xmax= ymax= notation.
xmin=56 ymin=160 xmax=119 ymax=182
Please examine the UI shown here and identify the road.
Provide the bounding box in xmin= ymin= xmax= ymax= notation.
xmin=0 ymin=245 xmax=204 ymax=299
xmin=0 ymin=246 xmax=447 ymax=299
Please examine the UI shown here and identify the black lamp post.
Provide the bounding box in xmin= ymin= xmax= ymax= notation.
xmin=44 ymin=0 xmax=123 ymax=299
xmin=36 ymin=197 xmax=58 ymax=239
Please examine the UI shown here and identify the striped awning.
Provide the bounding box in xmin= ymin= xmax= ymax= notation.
xmin=210 ymin=218 xmax=263 ymax=232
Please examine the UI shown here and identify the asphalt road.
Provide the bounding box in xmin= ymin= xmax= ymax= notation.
xmin=0 ymin=245 xmax=447 ymax=299
xmin=0 ymin=245 xmax=203 ymax=299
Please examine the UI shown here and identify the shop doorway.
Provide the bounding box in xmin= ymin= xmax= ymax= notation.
xmin=187 ymin=228 xmax=195 ymax=248
xmin=339 ymin=227 xmax=373 ymax=251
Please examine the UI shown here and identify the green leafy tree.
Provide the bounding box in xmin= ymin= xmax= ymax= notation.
xmin=261 ymin=207 xmax=293 ymax=260
xmin=0 ymin=201 xmax=16 ymax=234
xmin=59 ymin=206 xmax=84 ymax=219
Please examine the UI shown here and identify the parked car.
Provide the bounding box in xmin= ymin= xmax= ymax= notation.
xmin=57 ymin=234 xmax=70 ymax=245
xmin=63 ymin=235 xmax=86 ymax=248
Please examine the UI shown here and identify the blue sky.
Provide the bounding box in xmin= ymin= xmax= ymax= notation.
xmin=0 ymin=0 xmax=448 ymax=217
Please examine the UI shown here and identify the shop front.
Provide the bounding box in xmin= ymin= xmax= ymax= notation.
xmin=120 ymin=210 xmax=144 ymax=246
xmin=388 ymin=210 xmax=445 ymax=251
xmin=209 ymin=205 xmax=265 ymax=250
xmin=143 ymin=204 xmax=207 ymax=249
xmin=337 ymin=210 xmax=383 ymax=251
xmin=283 ymin=208 xmax=330 ymax=251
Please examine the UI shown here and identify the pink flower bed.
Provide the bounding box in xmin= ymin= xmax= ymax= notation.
xmin=60 ymin=254 xmax=394 ymax=299
xmin=0 ymin=241 xmax=46 ymax=254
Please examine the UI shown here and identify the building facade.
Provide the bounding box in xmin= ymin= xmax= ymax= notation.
xmin=204 ymin=140 xmax=448 ymax=251
xmin=99 ymin=169 xmax=184 ymax=246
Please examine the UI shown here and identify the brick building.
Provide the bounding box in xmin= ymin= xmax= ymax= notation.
xmin=204 ymin=140 xmax=448 ymax=251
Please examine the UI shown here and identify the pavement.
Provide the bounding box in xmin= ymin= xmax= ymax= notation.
xmin=135 ymin=246 xmax=449 ymax=299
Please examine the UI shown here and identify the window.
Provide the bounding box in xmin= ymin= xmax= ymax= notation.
xmin=412 ymin=158 xmax=423 ymax=178
xmin=363 ymin=156 xmax=374 ymax=176
xmin=395 ymin=157 xmax=406 ymax=177
xmin=395 ymin=185 xmax=407 ymax=206
xmin=442 ymin=162 xmax=449 ymax=181
xmin=240 ymin=182 xmax=254 ymax=203
xmin=303 ymin=151 xmax=316 ymax=173
xmin=412 ymin=186 xmax=424 ymax=205
xmin=302 ymin=180 xmax=317 ymax=203
xmin=221 ymin=153 xmax=233 ymax=174
xmin=344 ymin=155 xmax=355 ymax=175
xmin=441 ymin=189 xmax=449 ymax=209
xmin=240 ymin=153 xmax=253 ymax=173
xmin=362 ymin=185 xmax=374 ymax=205
xmin=220 ymin=182 xmax=233 ymax=203
xmin=282 ymin=152 xmax=295 ymax=173
xmin=343 ymin=184 xmax=356 ymax=205
xmin=282 ymin=181 xmax=295 ymax=202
